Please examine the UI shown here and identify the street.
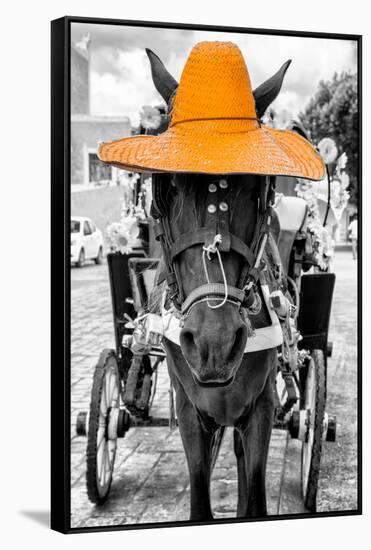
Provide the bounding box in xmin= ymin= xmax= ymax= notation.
xmin=70 ymin=250 xmax=358 ymax=528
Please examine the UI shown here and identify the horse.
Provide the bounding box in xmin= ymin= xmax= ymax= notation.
xmin=144 ymin=48 xmax=292 ymax=521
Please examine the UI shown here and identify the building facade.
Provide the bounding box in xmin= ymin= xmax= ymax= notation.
xmin=71 ymin=40 xmax=131 ymax=190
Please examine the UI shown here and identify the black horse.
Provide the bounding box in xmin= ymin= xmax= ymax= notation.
xmin=146 ymin=49 xmax=290 ymax=520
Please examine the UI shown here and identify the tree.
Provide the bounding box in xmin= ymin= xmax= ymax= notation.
xmin=299 ymin=72 xmax=358 ymax=204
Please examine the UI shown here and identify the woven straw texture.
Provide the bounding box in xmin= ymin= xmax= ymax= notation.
xmin=98 ymin=42 xmax=325 ymax=181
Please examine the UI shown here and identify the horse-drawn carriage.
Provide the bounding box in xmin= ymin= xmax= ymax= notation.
xmin=75 ymin=41 xmax=337 ymax=519
xmin=76 ymin=191 xmax=336 ymax=513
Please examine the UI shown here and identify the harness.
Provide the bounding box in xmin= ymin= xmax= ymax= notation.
xmin=151 ymin=173 xmax=275 ymax=321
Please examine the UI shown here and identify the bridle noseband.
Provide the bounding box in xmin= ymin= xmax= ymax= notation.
xmin=151 ymin=174 xmax=275 ymax=321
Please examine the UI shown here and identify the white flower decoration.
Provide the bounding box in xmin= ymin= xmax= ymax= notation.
xmin=340 ymin=172 xmax=350 ymax=190
xmin=106 ymin=216 xmax=139 ymax=255
xmin=337 ymin=152 xmax=348 ymax=171
xmin=295 ymin=178 xmax=334 ymax=269
xmin=318 ymin=137 xmax=338 ymax=164
xmin=140 ymin=105 xmax=162 ymax=130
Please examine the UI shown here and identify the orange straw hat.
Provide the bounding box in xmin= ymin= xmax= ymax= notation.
xmin=98 ymin=41 xmax=325 ymax=180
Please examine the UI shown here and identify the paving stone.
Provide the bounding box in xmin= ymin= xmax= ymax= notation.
xmin=140 ymin=501 xmax=189 ymax=523
xmin=211 ymin=479 xmax=238 ymax=517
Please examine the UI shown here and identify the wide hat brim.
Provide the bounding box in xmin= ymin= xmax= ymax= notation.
xmin=98 ymin=123 xmax=325 ymax=181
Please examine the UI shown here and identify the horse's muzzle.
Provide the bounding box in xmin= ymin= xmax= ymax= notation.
xmin=180 ymin=304 xmax=248 ymax=386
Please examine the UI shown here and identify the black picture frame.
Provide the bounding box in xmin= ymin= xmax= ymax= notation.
xmin=51 ymin=16 xmax=362 ymax=534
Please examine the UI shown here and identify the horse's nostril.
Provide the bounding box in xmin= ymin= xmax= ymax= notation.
xmin=181 ymin=330 xmax=195 ymax=349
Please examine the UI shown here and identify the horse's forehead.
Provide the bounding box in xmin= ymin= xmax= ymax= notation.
xmin=174 ymin=174 xmax=258 ymax=200
xmin=168 ymin=174 xmax=258 ymax=237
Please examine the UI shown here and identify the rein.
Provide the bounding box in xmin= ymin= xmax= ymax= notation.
xmin=151 ymin=174 xmax=275 ymax=321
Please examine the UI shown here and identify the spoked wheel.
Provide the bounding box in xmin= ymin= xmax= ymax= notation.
xmin=301 ymin=349 xmax=326 ymax=512
xmin=86 ymin=349 xmax=121 ymax=504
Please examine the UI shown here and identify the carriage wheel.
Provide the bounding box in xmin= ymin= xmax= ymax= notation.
xmin=86 ymin=349 xmax=121 ymax=504
xmin=301 ymin=349 xmax=326 ymax=512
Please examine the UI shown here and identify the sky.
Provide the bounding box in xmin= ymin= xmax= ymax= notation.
xmin=71 ymin=23 xmax=357 ymax=127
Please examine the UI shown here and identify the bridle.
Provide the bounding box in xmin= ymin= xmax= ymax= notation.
xmin=151 ymin=173 xmax=275 ymax=320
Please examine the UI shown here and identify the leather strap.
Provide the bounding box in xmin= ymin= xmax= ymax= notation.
xmin=230 ymin=234 xmax=256 ymax=266
xmin=170 ymin=228 xmax=255 ymax=266
xmin=170 ymin=228 xmax=215 ymax=260
xmin=217 ymin=182 xmax=231 ymax=251
xmin=182 ymin=283 xmax=246 ymax=315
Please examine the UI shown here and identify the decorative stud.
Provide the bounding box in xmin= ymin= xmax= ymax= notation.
xmin=207 ymin=204 xmax=217 ymax=214
xmin=208 ymin=183 xmax=217 ymax=193
xmin=219 ymin=202 xmax=228 ymax=212
xmin=219 ymin=179 xmax=228 ymax=189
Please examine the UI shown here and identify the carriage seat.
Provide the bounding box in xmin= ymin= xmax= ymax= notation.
xmin=273 ymin=195 xmax=308 ymax=274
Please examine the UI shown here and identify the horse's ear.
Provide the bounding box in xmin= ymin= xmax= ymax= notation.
xmin=145 ymin=48 xmax=178 ymax=104
xmin=253 ymin=60 xmax=292 ymax=119
xmin=289 ymin=119 xmax=310 ymax=140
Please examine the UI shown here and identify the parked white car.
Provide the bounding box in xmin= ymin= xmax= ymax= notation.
xmin=71 ymin=217 xmax=104 ymax=267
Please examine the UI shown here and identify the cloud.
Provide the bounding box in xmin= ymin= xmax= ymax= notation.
xmin=71 ymin=23 xmax=195 ymax=77
xmin=71 ymin=22 xmax=358 ymax=125
xmin=272 ymin=90 xmax=303 ymax=119
xmin=90 ymin=48 xmax=162 ymax=124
